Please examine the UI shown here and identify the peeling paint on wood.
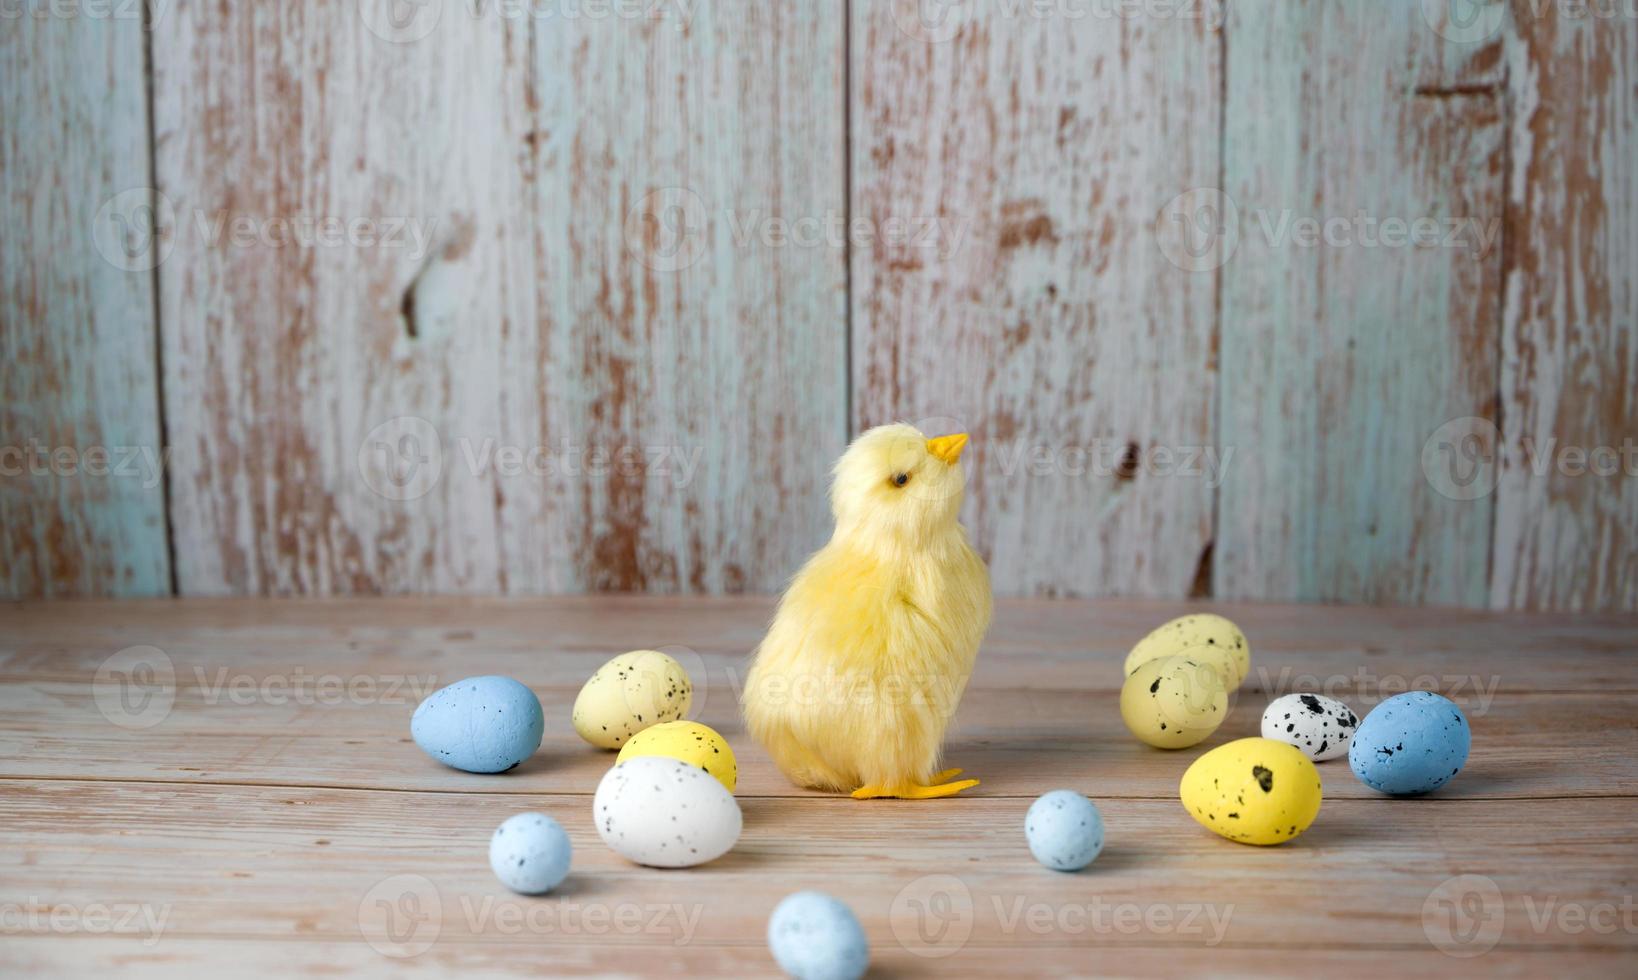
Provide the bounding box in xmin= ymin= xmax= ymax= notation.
xmin=1492 ymin=10 xmax=1637 ymax=612
xmin=153 ymin=1 xmax=845 ymax=595
xmin=0 ymin=15 xmax=170 ymax=597
xmin=1215 ymin=2 xmax=1507 ymax=606
xmin=849 ymin=3 xmax=1222 ymax=598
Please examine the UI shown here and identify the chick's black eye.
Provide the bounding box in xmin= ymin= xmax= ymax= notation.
xmin=891 ymin=473 xmax=910 ymax=488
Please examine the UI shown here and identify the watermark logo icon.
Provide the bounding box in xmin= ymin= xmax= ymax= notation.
xmin=890 ymin=874 xmax=974 ymax=958
xmin=358 ymin=416 xmax=444 ymax=501
xmin=93 ymin=646 xmax=176 ymax=730
xmin=92 ymin=188 xmax=176 ymax=272
xmin=1421 ymin=0 xmax=1508 ymax=43
xmin=889 ymin=0 xmax=969 ymax=43
xmin=359 ymin=0 xmax=444 ymax=43
xmin=1423 ymin=874 xmax=1505 ymax=957
xmin=624 ymin=187 xmax=709 ymax=272
xmin=1422 ymin=416 xmax=1500 ymax=501
xmin=1155 ymin=187 xmax=1238 ymax=272
xmin=359 ymin=874 xmax=442 ymax=957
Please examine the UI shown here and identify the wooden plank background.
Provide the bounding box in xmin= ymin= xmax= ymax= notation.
xmin=3 ymin=1 xmax=1635 ymax=609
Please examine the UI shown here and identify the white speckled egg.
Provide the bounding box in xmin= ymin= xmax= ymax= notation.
xmin=573 ymin=651 xmax=693 ymax=749
xmin=489 ymin=812 xmax=571 ymax=894
xmin=1025 ymin=790 xmax=1104 ymax=871
xmin=594 ymin=756 xmax=740 ymax=868
xmin=1261 ymin=693 xmax=1358 ymax=761
xmin=767 ymin=891 xmax=869 ymax=980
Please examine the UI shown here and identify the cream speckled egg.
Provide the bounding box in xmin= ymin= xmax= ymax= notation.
xmin=594 ymin=757 xmax=741 ymax=868
xmin=1123 ymin=614 xmax=1250 ymax=688
xmin=1119 ymin=654 xmax=1229 ymax=749
xmin=572 ymin=650 xmax=692 ymax=749
xmin=1261 ymin=693 xmax=1358 ymax=761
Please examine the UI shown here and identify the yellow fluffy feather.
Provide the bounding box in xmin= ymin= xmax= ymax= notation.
xmin=742 ymin=423 xmax=992 ymax=800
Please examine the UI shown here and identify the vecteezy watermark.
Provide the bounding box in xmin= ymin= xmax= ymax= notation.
xmin=91 ymin=188 xmax=437 ymax=273
xmin=1423 ymin=0 xmax=1638 ymax=44
xmin=1422 ymin=416 xmax=1638 ymax=502
xmin=1154 ymin=187 xmax=1501 ymax=273
xmin=1254 ymin=665 xmax=1501 ymax=716
xmin=357 ymin=0 xmax=697 ymax=44
xmin=360 ymin=874 xmax=443 ymax=958
xmin=356 ymin=416 xmax=705 ymax=502
xmin=887 ymin=0 xmax=1224 ymax=44
xmin=1424 ymin=874 xmax=1638 ymax=957
xmin=459 ymin=895 xmax=704 ymax=945
xmin=890 ymin=875 xmax=1233 ymax=958
xmin=991 ymin=439 xmax=1234 ymax=489
xmin=93 ymin=646 xmax=177 ymax=730
xmin=188 ymin=668 xmax=438 ymax=707
xmin=622 ymin=187 xmax=973 ymax=272
xmin=0 ymin=899 xmax=172 ymax=947
xmin=0 ymin=0 xmax=172 ymax=24
xmin=0 ymin=440 xmax=169 ymax=490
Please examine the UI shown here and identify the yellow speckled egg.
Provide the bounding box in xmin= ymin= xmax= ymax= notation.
xmin=572 ymin=651 xmax=692 ymax=749
xmin=1120 ymin=654 xmax=1229 ymax=749
xmin=616 ymin=720 xmax=737 ymax=792
xmin=1180 ymin=737 xmax=1322 ymax=845
xmin=1124 ymin=614 xmax=1250 ymax=688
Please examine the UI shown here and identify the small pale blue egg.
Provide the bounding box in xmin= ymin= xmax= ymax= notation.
xmin=489 ymin=812 xmax=571 ymax=894
xmin=411 ymin=675 xmax=544 ymax=773
xmin=767 ymin=891 xmax=869 ymax=980
xmin=1349 ymin=691 xmax=1471 ymax=796
xmin=1025 ymin=790 xmax=1104 ymax=871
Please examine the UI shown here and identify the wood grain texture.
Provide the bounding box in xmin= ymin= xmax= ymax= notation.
xmin=153 ymin=1 xmax=845 ymax=596
xmin=1492 ymin=8 xmax=1638 ymax=612
xmin=1215 ymin=2 xmax=1509 ymax=606
xmin=849 ymin=2 xmax=1223 ymax=597
xmin=0 ymin=13 xmax=170 ymax=597
xmin=1 ymin=597 xmax=1635 ymax=976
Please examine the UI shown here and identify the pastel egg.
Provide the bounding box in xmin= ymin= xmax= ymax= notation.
xmin=1024 ymin=790 xmax=1104 ymax=871
xmin=1124 ymin=614 xmax=1250 ymax=688
xmin=767 ymin=891 xmax=869 ymax=980
xmin=488 ymin=812 xmax=571 ymax=895
xmin=411 ymin=675 xmax=543 ymax=773
xmin=572 ymin=650 xmax=693 ymax=749
xmin=1349 ymin=691 xmax=1471 ymax=795
xmin=617 ymin=720 xmax=737 ymax=792
xmin=1261 ymin=692 xmax=1359 ymax=761
xmin=1119 ymin=654 xmax=1229 ymax=749
xmin=594 ymin=756 xmax=741 ymax=868
xmin=1180 ymin=737 xmax=1323 ymax=845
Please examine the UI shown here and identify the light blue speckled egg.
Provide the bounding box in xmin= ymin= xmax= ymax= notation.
xmin=489 ymin=812 xmax=571 ymax=894
xmin=1025 ymin=790 xmax=1105 ymax=871
xmin=411 ymin=676 xmax=544 ymax=773
xmin=1349 ymin=691 xmax=1471 ymax=796
xmin=767 ymin=891 xmax=869 ymax=980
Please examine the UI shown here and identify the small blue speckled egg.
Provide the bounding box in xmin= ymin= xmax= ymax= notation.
xmin=489 ymin=812 xmax=571 ymax=894
xmin=1349 ymin=691 xmax=1471 ymax=795
xmin=411 ymin=676 xmax=544 ymax=773
xmin=767 ymin=891 xmax=869 ymax=980
xmin=1025 ymin=790 xmax=1105 ymax=871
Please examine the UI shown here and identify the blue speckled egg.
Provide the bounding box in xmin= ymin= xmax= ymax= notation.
xmin=411 ymin=676 xmax=544 ymax=773
xmin=489 ymin=812 xmax=571 ymax=894
xmin=767 ymin=891 xmax=869 ymax=980
xmin=1025 ymin=790 xmax=1105 ymax=871
xmin=1349 ymin=691 xmax=1471 ymax=795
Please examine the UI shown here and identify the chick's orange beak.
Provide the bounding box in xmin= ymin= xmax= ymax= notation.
xmin=926 ymin=433 xmax=969 ymax=465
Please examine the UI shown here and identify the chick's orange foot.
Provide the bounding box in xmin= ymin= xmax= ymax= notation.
xmin=850 ymin=770 xmax=979 ymax=800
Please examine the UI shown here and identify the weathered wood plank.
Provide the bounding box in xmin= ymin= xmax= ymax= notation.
xmin=153 ymin=1 xmax=845 ymax=596
xmin=0 ymin=12 xmax=170 ymax=597
xmin=849 ymin=2 xmax=1223 ymax=597
xmin=1215 ymin=2 xmax=1508 ymax=606
xmin=3 ymin=782 xmax=1635 ymax=966
xmin=1492 ymin=9 xmax=1638 ymax=612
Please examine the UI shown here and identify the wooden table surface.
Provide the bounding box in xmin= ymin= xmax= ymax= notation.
xmin=2 ymin=597 xmax=1635 ymax=977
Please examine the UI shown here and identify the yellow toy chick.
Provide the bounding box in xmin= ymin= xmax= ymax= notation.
xmin=743 ymin=423 xmax=992 ymax=800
